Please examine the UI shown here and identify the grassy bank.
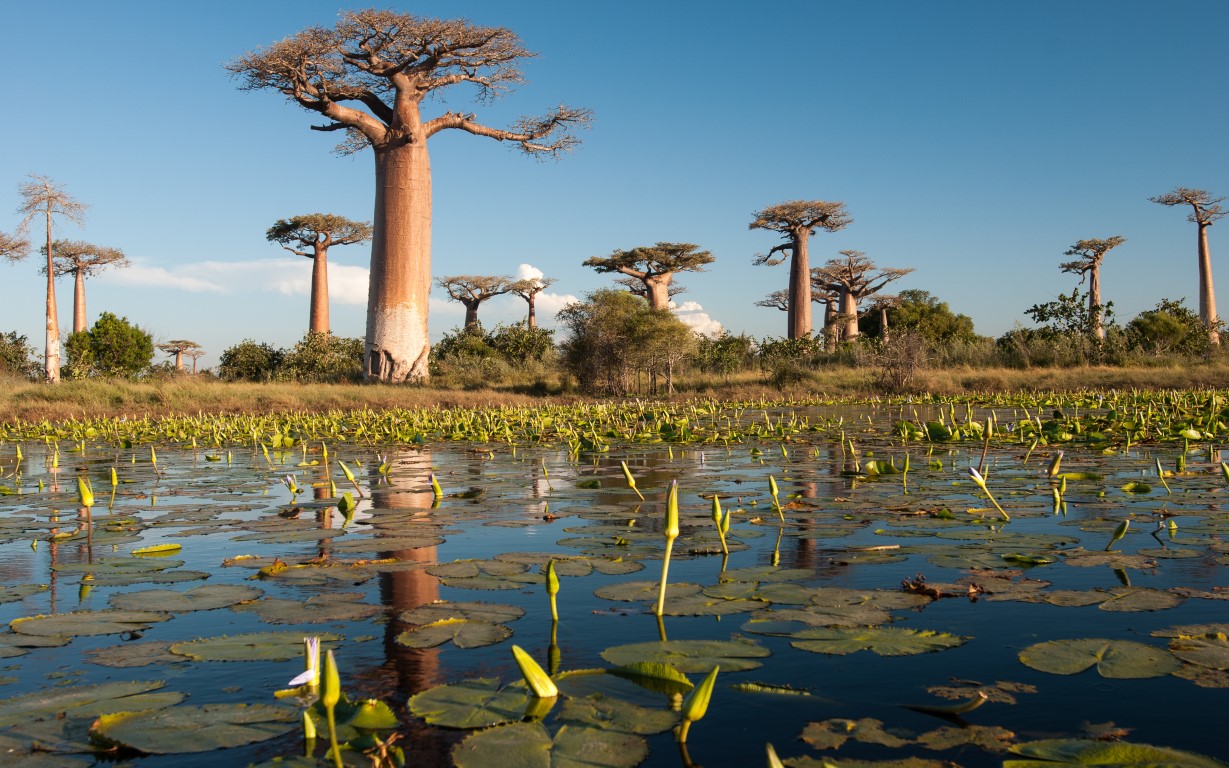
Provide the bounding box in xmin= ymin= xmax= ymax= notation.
xmin=3 ymin=362 xmax=1227 ymax=424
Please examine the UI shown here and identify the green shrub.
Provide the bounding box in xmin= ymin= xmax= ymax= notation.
xmin=218 ymin=340 xmax=283 ymax=382
xmin=64 ymin=312 xmax=154 ymax=379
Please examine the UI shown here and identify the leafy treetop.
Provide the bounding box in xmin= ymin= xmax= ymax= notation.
xmin=266 ymin=214 xmax=373 ymax=256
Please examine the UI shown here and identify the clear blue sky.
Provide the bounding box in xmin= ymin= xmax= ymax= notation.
xmin=2 ymin=1 xmax=1227 ymax=369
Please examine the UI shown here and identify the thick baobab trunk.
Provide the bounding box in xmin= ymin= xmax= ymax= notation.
xmin=174 ymin=350 xmax=184 ymax=371
xmin=1088 ymin=266 xmax=1105 ymax=341
xmin=366 ymin=141 xmax=433 ymax=382
xmin=73 ymin=268 xmax=87 ymax=334
xmin=823 ymin=301 xmax=839 ymax=352
xmin=1198 ymin=224 xmax=1220 ymax=345
xmin=880 ymin=307 xmax=891 ymax=343
xmin=788 ymin=230 xmax=811 ymax=339
xmin=44 ymin=211 xmax=59 ymax=384
xmin=644 ymin=275 xmax=672 ymax=311
xmin=463 ymin=301 xmax=480 ymax=329
xmin=838 ymin=288 xmax=859 ymax=341
xmin=526 ymin=295 xmax=537 ymax=329
xmin=310 ymin=249 xmax=330 ymax=335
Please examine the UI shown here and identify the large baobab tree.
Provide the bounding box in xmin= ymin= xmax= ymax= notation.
xmin=41 ymin=240 xmax=129 ymax=334
xmin=584 ymin=242 xmax=714 ymax=311
xmin=1149 ymin=187 xmax=1225 ymax=345
xmin=757 ymin=279 xmax=842 ymax=348
xmin=229 ymin=10 xmax=590 ymax=383
xmin=751 ymin=201 xmax=852 ymax=340
xmin=266 ymin=214 xmax=373 ymax=335
xmin=1059 ymin=236 xmax=1125 ymax=341
xmin=437 ymin=275 xmax=513 ymax=329
xmin=813 ymin=250 xmax=914 ymax=341
xmin=16 ymin=175 xmax=88 ymax=384
xmin=510 ymin=275 xmax=557 ymax=329
xmin=158 ymin=340 xmax=204 ymax=372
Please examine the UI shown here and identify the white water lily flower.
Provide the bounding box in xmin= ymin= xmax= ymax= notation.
xmin=287 ymin=636 xmax=320 ymax=687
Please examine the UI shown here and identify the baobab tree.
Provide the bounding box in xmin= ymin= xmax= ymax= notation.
xmin=615 ymin=275 xmax=688 ymax=302
xmin=1059 ymin=236 xmax=1126 ymax=341
xmin=510 ymin=275 xmax=557 ymax=329
xmin=229 ymin=10 xmax=590 ymax=382
xmin=865 ymin=295 xmax=901 ymax=342
xmin=185 ymin=347 xmax=206 ymax=375
xmin=158 ymin=340 xmax=203 ymax=372
xmin=757 ymin=279 xmax=842 ymax=348
xmin=41 ymin=240 xmax=129 ymax=334
xmin=267 ymin=214 xmax=373 ymax=335
xmin=750 ymin=201 xmax=852 ymax=340
xmin=1149 ymin=187 xmax=1225 ymax=345
xmin=583 ymin=242 xmax=714 ymax=310
xmin=16 ymin=175 xmax=88 ymax=384
xmin=437 ymin=275 xmax=513 ymax=329
xmin=812 ymin=250 xmax=914 ymax=341
xmin=0 ymin=231 xmax=28 ymax=262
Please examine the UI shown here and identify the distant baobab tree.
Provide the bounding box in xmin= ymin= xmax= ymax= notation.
xmin=758 ymin=279 xmax=842 ymax=348
xmin=1060 ymin=236 xmax=1126 ymax=341
xmin=751 ymin=201 xmax=852 ymax=340
xmin=511 ymin=276 xmax=557 ymax=329
xmin=0 ymin=231 xmax=29 ymax=262
xmin=813 ymin=250 xmax=914 ymax=341
xmin=756 ymin=289 xmax=790 ymax=313
xmin=865 ymin=294 xmax=901 ymax=342
xmin=41 ymin=240 xmax=129 ymax=334
xmin=1149 ymin=187 xmax=1225 ymax=345
xmin=437 ymin=275 xmax=514 ymax=329
xmin=266 ymin=214 xmax=373 ymax=335
xmin=230 ymin=10 xmax=591 ymax=383
xmin=158 ymin=340 xmax=203 ymax=372
xmin=16 ymin=175 xmax=88 ymax=384
xmin=584 ymin=242 xmax=714 ymax=310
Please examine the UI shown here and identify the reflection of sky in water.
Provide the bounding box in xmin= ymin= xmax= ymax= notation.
xmin=0 ymin=403 xmax=1227 ymax=765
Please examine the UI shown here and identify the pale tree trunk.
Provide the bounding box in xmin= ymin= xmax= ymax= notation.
xmin=310 ymin=249 xmax=330 ymax=335
xmin=463 ymin=301 xmax=480 ymax=329
xmin=880 ymin=307 xmax=890 ymax=342
xmin=843 ymin=294 xmax=859 ymax=340
xmin=366 ymin=141 xmax=433 ymax=382
xmin=824 ymin=301 xmax=839 ymax=352
xmin=788 ymin=229 xmax=811 ymax=339
xmin=526 ymin=295 xmax=537 ymax=329
xmin=73 ymin=268 xmax=87 ymax=333
xmin=1198 ymin=223 xmax=1220 ymax=345
xmin=43 ymin=208 xmax=60 ymax=383
xmin=174 ymin=350 xmax=184 ymax=371
xmin=644 ymin=276 xmax=671 ymax=311
xmin=1088 ymin=265 xmax=1105 ymax=341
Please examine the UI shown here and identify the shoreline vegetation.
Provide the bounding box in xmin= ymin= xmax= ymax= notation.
xmin=5 ymin=362 xmax=1229 ymax=425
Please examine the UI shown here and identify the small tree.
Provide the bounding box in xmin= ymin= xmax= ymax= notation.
xmin=157 ymin=340 xmax=204 ymax=372
xmin=218 ymin=340 xmax=283 ymax=381
xmin=1126 ymin=298 xmax=1215 ymax=357
xmin=16 ymin=175 xmax=88 ymax=384
xmin=266 ymin=214 xmax=373 ymax=334
xmin=860 ymin=289 xmax=977 ymax=344
xmin=1150 ymin=187 xmax=1225 ymax=345
xmin=278 ymin=332 xmax=363 ymax=383
xmin=750 ymin=201 xmax=851 ymax=340
xmin=510 ymin=276 xmax=557 ymax=329
xmin=41 ymin=240 xmax=129 ymax=333
xmin=437 ymin=275 xmax=514 ymax=329
xmin=812 ymin=250 xmax=914 ymax=341
xmin=0 ymin=331 xmax=38 ymax=380
xmin=1059 ymin=236 xmax=1125 ymax=341
xmin=64 ymin=312 xmax=153 ymax=379
xmin=583 ymin=242 xmax=713 ymax=310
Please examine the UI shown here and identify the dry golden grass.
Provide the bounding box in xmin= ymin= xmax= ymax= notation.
xmin=3 ymin=362 xmax=1227 ymax=424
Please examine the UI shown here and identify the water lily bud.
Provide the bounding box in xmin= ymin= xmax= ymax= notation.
xmin=664 ymin=480 xmax=679 ymax=541
xmin=769 ymin=475 xmax=779 ymax=500
xmin=1221 ymin=461 xmax=1229 ymax=486
xmin=1048 ymin=450 xmax=1063 ymax=478
xmin=511 ymin=645 xmax=558 ymax=698
xmin=767 ymin=743 xmax=786 ymax=768
xmin=545 ymin=560 xmax=559 ymax=598
xmin=110 ymin=467 xmax=118 ymax=488
xmin=680 ymin=664 xmax=719 ymax=728
xmin=301 ymin=710 xmax=317 ymax=741
xmin=967 ymin=466 xmax=986 ymax=488
xmin=77 ymin=476 xmax=94 ymax=509
xmin=338 ymin=461 xmax=356 ymax=484
xmin=429 ymin=472 xmax=443 ymax=499
xmin=711 ymin=495 xmax=722 ymax=527
xmin=621 ymin=460 xmax=645 ymax=500
xmin=321 ymin=649 xmax=341 ymax=709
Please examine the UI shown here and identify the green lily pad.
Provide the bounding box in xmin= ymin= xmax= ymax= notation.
xmin=593 ymin=581 xmax=702 ymax=603
xmin=608 ymin=663 xmax=693 ymax=696
xmin=408 ymin=678 xmax=528 ymax=730
xmin=89 ymin=703 xmax=297 ymax=754
xmin=1018 ymin=638 xmax=1181 ymax=678
xmin=108 ymin=584 xmax=262 ymax=613
xmin=917 ymin=724 xmax=1016 ymax=751
xmin=452 ymin=722 xmax=648 ymax=768
xmin=395 ymin=619 xmax=512 ymax=649
xmin=791 ymin=627 xmax=967 ymax=656
xmin=83 ymin=640 xmax=191 ymax=668
xmin=0 ymin=681 xmax=175 ymax=727
xmin=600 ymin=639 xmax=769 ymax=673
xmin=557 ymin=693 xmax=677 ymax=735
xmin=0 ymin=584 xmax=49 ymax=604
xmin=1004 ymin=738 xmax=1227 ymax=767
xmin=801 ymin=718 xmax=912 ymax=749
xmin=230 ymin=593 xmax=379 ymax=624
xmin=169 ymin=631 xmax=342 ymax=662
xmin=924 ymin=679 xmax=1036 ymax=705
xmin=1167 ymin=632 xmax=1229 ymax=670
xmin=399 ymin=601 xmax=525 ymax=626
xmin=10 ymin=610 xmax=170 ymax=637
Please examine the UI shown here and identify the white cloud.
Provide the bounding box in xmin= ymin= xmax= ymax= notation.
xmin=515 ymin=263 xmax=544 ymax=282
xmin=102 ymin=258 xmax=371 ymax=305
xmin=670 ymin=300 xmax=724 ymax=338
xmin=104 ymin=263 xmax=227 ymax=293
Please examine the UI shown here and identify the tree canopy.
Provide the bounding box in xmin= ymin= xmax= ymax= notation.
xmin=266 ymin=214 xmax=373 ymax=254
xmin=584 ymin=242 xmax=713 ymax=311
xmin=813 ymin=250 xmax=914 ymax=340
xmin=437 ymin=275 xmax=515 ymax=329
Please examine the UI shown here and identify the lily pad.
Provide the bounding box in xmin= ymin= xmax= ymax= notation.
xmin=593 ymin=581 xmax=701 ymax=603
xmin=399 ymin=601 xmax=525 ymax=626
xmin=452 ymin=722 xmax=648 ymax=768
xmin=557 ymin=693 xmax=677 ymax=734
xmin=108 ymin=584 xmax=262 ymax=613
xmin=0 ymin=681 xmax=175 ymax=727
xmin=408 ymin=678 xmax=528 ymax=729
xmin=10 ymin=610 xmax=170 ymax=638
xmin=802 ymin=718 xmax=913 ymax=749
xmin=600 ymin=639 xmax=769 ymax=673
xmin=0 ymin=584 xmax=49 ymax=604
xmin=89 ymin=703 xmax=297 ymax=754
xmin=395 ymin=619 xmax=512 ymax=649
xmin=1167 ymin=632 xmax=1229 ymax=670
xmin=83 ymin=640 xmax=191 ymax=668
xmin=1018 ymin=638 xmax=1181 ymax=678
xmin=791 ymin=627 xmax=967 ymax=656
xmin=169 ymin=631 xmax=342 ymax=662
xmin=230 ymin=593 xmax=378 ymax=624
xmin=1004 ymin=738 xmax=1227 ymax=767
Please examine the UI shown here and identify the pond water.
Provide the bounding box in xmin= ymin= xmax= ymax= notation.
xmin=0 ymin=401 xmax=1227 ymax=767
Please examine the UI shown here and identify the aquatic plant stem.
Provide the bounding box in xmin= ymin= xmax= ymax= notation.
xmin=655 ymin=537 xmax=675 ymax=617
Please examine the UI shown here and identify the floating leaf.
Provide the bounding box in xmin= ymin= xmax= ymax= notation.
xmin=593 ymin=581 xmax=701 ymax=603
xmin=917 ymin=724 xmax=1015 ymax=752
xmin=399 ymin=601 xmax=525 ymax=626
xmin=395 ymin=619 xmax=512 ymax=650
xmin=608 ymin=662 xmax=693 ymax=696
xmin=801 ymin=718 xmax=912 ymax=750
xmin=89 ymin=703 xmax=297 ymax=754
xmin=408 ymin=678 xmax=527 ymax=729
xmin=452 ymin=722 xmax=648 ymax=768
xmin=791 ymin=627 xmax=967 ymax=656
xmin=169 ymin=631 xmax=342 ymax=662
xmin=10 ymin=610 xmax=170 ymax=638
xmin=1167 ymin=632 xmax=1229 ymax=670
xmin=0 ymin=584 xmax=49 ymax=604
xmin=131 ymin=543 xmax=183 ymax=556
xmin=108 ymin=584 xmax=262 ymax=613
xmin=557 ymin=693 xmax=677 ymax=734
xmin=0 ymin=681 xmax=174 ymax=727
xmin=230 ymin=594 xmax=378 ymax=624
xmin=1018 ymin=638 xmax=1180 ymax=678
xmin=1005 ymin=738 xmax=1227 ymax=767
xmin=600 ymin=639 xmax=770 ymax=673
xmin=83 ymin=641 xmax=190 ymax=668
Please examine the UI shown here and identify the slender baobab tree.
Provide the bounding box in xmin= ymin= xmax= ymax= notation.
xmin=1059 ymin=236 xmax=1126 ymax=341
xmin=185 ymin=348 xmax=206 ymax=375
xmin=158 ymin=340 xmax=204 ymax=372
xmin=229 ymin=10 xmax=590 ymax=382
xmin=437 ymin=275 xmax=514 ymax=329
xmin=813 ymin=250 xmax=914 ymax=341
xmin=1149 ymin=187 xmax=1225 ymax=345
xmin=267 ymin=214 xmax=373 ymax=335
xmin=16 ymin=175 xmax=88 ymax=384
xmin=866 ymin=295 xmax=901 ymax=342
xmin=751 ymin=201 xmax=851 ymax=340
xmin=584 ymin=243 xmax=714 ymax=310
xmin=41 ymin=240 xmax=128 ymax=334
xmin=510 ymin=276 xmax=557 ymax=329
